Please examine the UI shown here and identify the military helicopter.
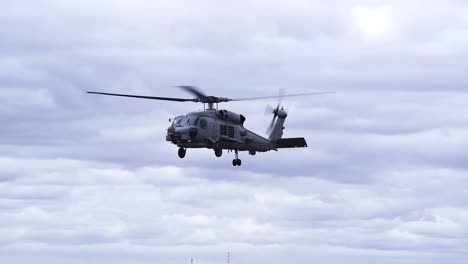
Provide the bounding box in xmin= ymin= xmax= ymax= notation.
xmin=87 ymin=86 xmax=334 ymax=166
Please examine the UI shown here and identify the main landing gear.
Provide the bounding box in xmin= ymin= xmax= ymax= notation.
xmin=214 ymin=148 xmax=223 ymax=157
xmin=232 ymin=149 xmax=242 ymax=166
xmin=178 ymin=147 xmax=186 ymax=158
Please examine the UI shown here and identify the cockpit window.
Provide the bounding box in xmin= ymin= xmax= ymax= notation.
xmin=189 ymin=117 xmax=199 ymax=125
xmin=187 ymin=115 xmax=199 ymax=126
xmin=172 ymin=116 xmax=184 ymax=126
xmin=199 ymin=118 xmax=207 ymax=129
xmin=173 ymin=115 xmax=199 ymax=126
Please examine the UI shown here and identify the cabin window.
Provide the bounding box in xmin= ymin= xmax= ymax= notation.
xmin=220 ymin=124 xmax=227 ymax=136
xmin=227 ymin=126 xmax=235 ymax=138
xmin=199 ymin=118 xmax=207 ymax=129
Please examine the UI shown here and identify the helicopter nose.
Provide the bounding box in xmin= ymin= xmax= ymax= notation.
xmin=167 ymin=126 xmax=197 ymax=142
xmin=189 ymin=127 xmax=198 ymax=139
xmin=166 ymin=126 xmax=177 ymax=141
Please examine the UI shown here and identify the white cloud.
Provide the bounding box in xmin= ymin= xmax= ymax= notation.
xmin=353 ymin=6 xmax=394 ymax=42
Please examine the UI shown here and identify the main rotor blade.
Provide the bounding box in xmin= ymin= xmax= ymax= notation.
xmin=229 ymin=91 xmax=335 ymax=101
xmin=176 ymin=86 xmax=207 ymax=99
xmin=87 ymin=91 xmax=196 ymax=102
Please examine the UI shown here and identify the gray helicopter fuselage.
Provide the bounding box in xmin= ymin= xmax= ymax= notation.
xmin=166 ymin=109 xmax=272 ymax=153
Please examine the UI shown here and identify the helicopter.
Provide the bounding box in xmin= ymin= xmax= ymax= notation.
xmin=87 ymin=86 xmax=334 ymax=166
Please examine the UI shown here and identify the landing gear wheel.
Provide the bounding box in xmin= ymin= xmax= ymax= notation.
xmin=232 ymin=159 xmax=242 ymax=166
xmin=214 ymin=148 xmax=223 ymax=157
xmin=178 ymin=148 xmax=186 ymax=158
xmin=232 ymin=149 xmax=242 ymax=166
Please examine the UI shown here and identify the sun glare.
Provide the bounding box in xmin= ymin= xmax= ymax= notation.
xmin=353 ymin=6 xmax=393 ymax=42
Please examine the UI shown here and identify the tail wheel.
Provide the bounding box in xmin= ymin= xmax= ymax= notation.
xmin=178 ymin=148 xmax=186 ymax=158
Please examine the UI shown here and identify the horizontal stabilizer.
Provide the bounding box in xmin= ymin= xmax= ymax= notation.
xmin=275 ymin=137 xmax=308 ymax=148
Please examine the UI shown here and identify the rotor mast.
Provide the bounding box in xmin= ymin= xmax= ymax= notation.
xmin=202 ymin=102 xmax=215 ymax=110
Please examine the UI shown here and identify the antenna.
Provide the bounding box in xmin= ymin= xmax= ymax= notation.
xmin=191 ymin=258 xmax=193 ymax=264
xmin=227 ymin=252 xmax=230 ymax=264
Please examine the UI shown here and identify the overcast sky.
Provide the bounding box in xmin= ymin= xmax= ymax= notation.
xmin=1 ymin=0 xmax=468 ymax=263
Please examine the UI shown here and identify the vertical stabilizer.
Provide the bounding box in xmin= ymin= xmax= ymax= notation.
xmin=269 ymin=108 xmax=287 ymax=141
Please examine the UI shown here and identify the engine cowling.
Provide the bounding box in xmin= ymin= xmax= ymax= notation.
xmin=217 ymin=110 xmax=246 ymax=125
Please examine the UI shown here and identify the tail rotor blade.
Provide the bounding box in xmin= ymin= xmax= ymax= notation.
xmin=265 ymin=104 xmax=274 ymax=115
xmin=268 ymin=115 xmax=277 ymax=133
xmin=277 ymin=88 xmax=284 ymax=108
xmin=266 ymin=89 xmax=284 ymax=134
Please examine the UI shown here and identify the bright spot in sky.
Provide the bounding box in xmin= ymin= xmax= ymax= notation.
xmin=353 ymin=6 xmax=394 ymax=41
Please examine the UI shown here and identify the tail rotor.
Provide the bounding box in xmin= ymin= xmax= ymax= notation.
xmin=265 ymin=89 xmax=284 ymax=133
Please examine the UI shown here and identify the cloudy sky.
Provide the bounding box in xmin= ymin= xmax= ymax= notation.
xmin=1 ymin=0 xmax=468 ymax=263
